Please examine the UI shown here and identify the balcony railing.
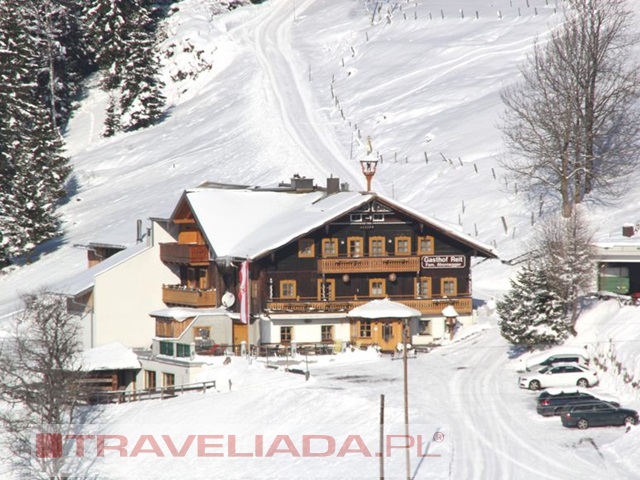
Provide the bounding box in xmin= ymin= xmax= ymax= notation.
xmin=162 ymin=285 xmax=217 ymax=307
xmin=265 ymin=296 xmax=472 ymax=315
xmin=317 ymin=256 xmax=420 ymax=274
xmin=160 ymin=243 xmax=209 ymax=265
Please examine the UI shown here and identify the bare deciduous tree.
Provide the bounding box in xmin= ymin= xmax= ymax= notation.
xmin=0 ymin=292 xmax=84 ymax=479
xmin=500 ymin=0 xmax=640 ymax=217
xmin=532 ymin=208 xmax=595 ymax=332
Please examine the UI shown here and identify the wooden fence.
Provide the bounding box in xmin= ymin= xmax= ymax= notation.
xmin=81 ymin=380 xmax=216 ymax=405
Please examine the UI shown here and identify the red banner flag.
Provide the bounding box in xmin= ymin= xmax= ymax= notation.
xmin=239 ymin=260 xmax=250 ymax=324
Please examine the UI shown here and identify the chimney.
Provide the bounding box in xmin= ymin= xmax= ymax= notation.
xmin=326 ymin=176 xmax=340 ymax=194
xmin=136 ymin=219 xmax=143 ymax=243
xmin=622 ymin=224 xmax=635 ymax=237
xmin=290 ymin=174 xmax=314 ymax=192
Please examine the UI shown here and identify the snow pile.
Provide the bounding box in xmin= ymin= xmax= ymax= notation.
xmin=80 ymin=342 xmax=141 ymax=371
xmin=574 ymin=300 xmax=640 ymax=403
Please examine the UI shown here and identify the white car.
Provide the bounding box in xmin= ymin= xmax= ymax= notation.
xmin=518 ymin=363 xmax=598 ymax=390
xmin=517 ymin=346 xmax=590 ymax=373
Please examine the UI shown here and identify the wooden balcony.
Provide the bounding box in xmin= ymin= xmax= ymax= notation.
xmin=160 ymin=243 xmax=209 ymax=265
xmin=265 ymin=296 xmax=472 ymax=315
xmin=317 ymin=256 xmax=420 ymax=274
xmin=162 ymin=285 xmax=217 ymax=307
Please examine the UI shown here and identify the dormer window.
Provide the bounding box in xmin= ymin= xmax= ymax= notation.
xmin=350 ymin=214 xmax=363 ymax=223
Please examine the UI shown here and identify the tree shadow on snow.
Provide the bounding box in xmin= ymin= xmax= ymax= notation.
xmin=507 ymin=345 xmax=529 ymax=360
xmin=6 ymin=236 xmax=69 ymax=270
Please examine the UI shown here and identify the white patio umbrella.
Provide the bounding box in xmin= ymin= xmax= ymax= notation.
xmin=346 ymin=297 xmax=421 ymax=319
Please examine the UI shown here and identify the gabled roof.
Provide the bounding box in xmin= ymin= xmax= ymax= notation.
xmin=171 ymin=184 xmax=498 ymax=261
xmin=175 ymin=188 xmax=374 ymax=260
xmin=57 ymin=242 xmax=150 ymax=296
xmin=375 ymin=194 xmax=497 ymax=258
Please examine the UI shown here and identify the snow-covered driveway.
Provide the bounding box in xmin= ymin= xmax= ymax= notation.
xmin=311 ymin=325 xmax=637 ymax=479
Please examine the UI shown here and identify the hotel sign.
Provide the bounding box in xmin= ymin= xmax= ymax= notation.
xmin=421 ymin=255 xmax=466 ymax=269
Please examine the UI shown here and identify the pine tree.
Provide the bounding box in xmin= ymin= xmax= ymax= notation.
xmin=119 ymin=10 xmax=166 ymax=132
xmin=82 ymin=0 xmax=139 ymax=90
xmin=30 ymin=0 xmax=96 ymax=128
xmin=497 ymin=262 xmax=569 ymax=348
xmin=0 ymin=0 xmax=70 ymax=265
xmin=83 ymin=0 xmax=164 ymax=134
xmin=102 ymin=93 xmax=121 ymax=137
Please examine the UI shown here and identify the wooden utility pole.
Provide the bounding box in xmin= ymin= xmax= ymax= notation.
xmin=403 ymin=318 xmax=411 ymax=480
xmin=380 ymin=394 xmax=385 ymax=480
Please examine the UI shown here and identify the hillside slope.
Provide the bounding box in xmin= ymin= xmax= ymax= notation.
xmin=1 ymin=0 xmax=639 ymax=313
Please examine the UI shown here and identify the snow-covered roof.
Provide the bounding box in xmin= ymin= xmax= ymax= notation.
xmin=184 ymin=188 xmax=373 ymax=260
xmin=149 ymin=306 xmax=231 ymax=321
xmin=593 ymin=242 xmax=640 ymax=262
xmin=442 ymin=305 xmax=459 ymax=317
xmin=375 ymin=193 xmax=497 ymax=258
xmin=347 ymin=298 xmax=421 ymax=319
xmin=57 ymin=242 xmax=150 ymax=296
xmin=80 ymin=342 xmax=141 ymax=371
xmin=180 ymin=186 xmax=497 ymax=261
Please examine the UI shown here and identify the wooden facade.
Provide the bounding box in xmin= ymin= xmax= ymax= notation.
xmin=158 ymin=185 xmax=496 ymax=347
xmin=254 ymin=200 xmax=477 ymax=316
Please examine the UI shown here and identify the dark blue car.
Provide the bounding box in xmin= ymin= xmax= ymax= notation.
xmin=561 ymin=401 xmax=638 ymax=429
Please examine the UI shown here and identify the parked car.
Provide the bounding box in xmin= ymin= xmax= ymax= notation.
xmin=525 ymin=353 xmax=589 ymax=373
xmin=518 ymin=363 xmax=598 ymax=390
xmin=518 ymin=346 xmax=590 ymax=373
xmin=561 ymin=401 xmax=638 ymax=429
xmin=536 ymin=388 xmax=619 ymax=416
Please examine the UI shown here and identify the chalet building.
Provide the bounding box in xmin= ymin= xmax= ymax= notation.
xmin=150 ymin=174 xmax=498 ymax=364
xmin=61 ymin=219 xmax=179 ymax=350
xmin=594 ymin=224 xmax=640 ymax=302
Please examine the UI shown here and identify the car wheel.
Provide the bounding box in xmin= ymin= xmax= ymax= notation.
xmin=529 ymin=380 xmax=541 ymax=390
xmin=576 ymin=378 xmax=589 ymax=388
xmin=577 ymin=419 xmax=589 ymax=430
xmin=624 ymin=416 xmax=636 ymax=426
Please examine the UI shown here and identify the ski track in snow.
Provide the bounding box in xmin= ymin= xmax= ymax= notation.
xmin=241 ymin=0 xmax=364 ymax=188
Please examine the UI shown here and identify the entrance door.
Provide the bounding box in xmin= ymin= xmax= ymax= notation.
xmin=233 ymin=322 xmax=249 ymax=354
xmin=372 ymin=320 xmax=403 ymax=351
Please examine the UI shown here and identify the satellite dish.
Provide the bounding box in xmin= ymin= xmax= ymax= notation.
xmin=221 ymin=292 xmax=236 ymax=308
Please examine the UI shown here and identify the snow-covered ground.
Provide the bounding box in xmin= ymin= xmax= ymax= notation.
xmin=3 ymin=313 xmax=639 ymax=479
xmin=2 ymin=0 xmax=640 ymax=477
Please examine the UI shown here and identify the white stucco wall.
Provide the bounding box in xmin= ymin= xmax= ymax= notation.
xmin=260 ymin=317 xmax=351 ymax=344
xmin=92 ymin=222 xmax=179 ymax=348
xmin=138 ymin=357 xmax=204 ymax=387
